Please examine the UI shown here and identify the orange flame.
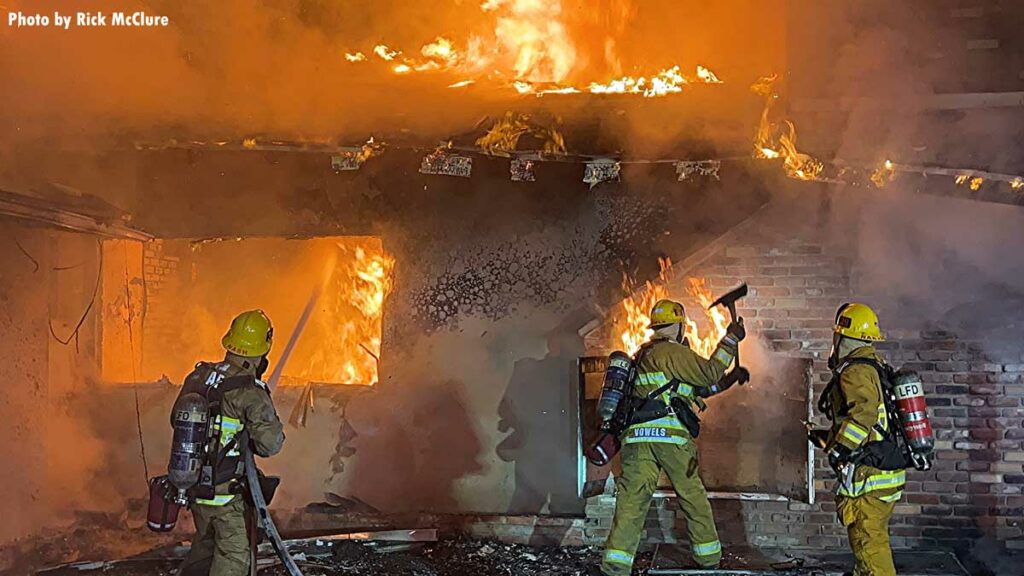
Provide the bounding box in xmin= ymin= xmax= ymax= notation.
xmin=344 ymin=1 xmax=722 ymax=97
xmin=617 ymin=261 xmax=729 ymax=360
xmin=870 ymin=159 xmax=897 ymax=188
xmin=296 ymin=243 xmax=394 ymax=386
xmin=752 ymin=75 xmax=824 ymax=181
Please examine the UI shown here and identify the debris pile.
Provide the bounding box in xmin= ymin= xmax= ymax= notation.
xmin=29 ymin=537 xmax=643 ymax=576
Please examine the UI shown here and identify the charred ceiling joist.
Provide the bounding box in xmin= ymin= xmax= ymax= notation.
xmin=0 ymin=187 xmax=152 ymax=241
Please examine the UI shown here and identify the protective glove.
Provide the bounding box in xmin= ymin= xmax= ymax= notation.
xmin=807 ymin=429 xmax=829 ymax=450
xmin=827 ymin=443 xmax=853 ymax=474
xmin=725 ymin=319 xmax=746 ymax=343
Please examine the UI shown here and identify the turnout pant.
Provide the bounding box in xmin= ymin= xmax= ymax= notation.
xmin=179 ymin=496 xmax=252 ymax=576
xmin=837 ymin=494 xmax=897 ymax=576
xmin=601 ymin=440 xmax=721 ymax=575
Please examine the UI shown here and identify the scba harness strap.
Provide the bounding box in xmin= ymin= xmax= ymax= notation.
xmin=626 ymin=340 xmax=703 ymax=439
xmin=182 ymin=363 xmax=271 ymax=503
xmin=820 ymin=358 xmax=910 ymax=471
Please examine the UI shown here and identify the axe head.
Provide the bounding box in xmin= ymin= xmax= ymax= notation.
xmin=709 ymin=283 xmax=748 ymax=310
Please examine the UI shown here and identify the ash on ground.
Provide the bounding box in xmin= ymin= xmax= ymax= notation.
xmin=31 ymin=538 xmax=653 ymax=576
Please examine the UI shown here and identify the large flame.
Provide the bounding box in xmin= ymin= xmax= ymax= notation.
xmin=294 ymin=243 xmax=395 ymax=385
xmin=617 ymin=260 xmax=730 ymax=360
xmin=345 ymin=0 xmax=722 ymax=97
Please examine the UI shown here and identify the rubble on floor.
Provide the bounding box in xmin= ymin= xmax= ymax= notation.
xmin=30 ymin=538 xmax=646 ymax=576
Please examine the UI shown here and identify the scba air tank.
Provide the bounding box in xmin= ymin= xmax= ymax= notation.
xmin=597 ymin=351 xmax=634 ymax=422
xmin=891 ymin=370 xmax=935 ymax=469
xmin=168 ymin=392 xmax=210 ymax=501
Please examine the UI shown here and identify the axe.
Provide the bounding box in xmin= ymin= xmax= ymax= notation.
xmin=709 ymin=283 xmax=750 ymax=386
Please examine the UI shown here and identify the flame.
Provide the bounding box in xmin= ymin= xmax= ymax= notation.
xmin=295 ymin=242 xmax=395 ymax=386
xmin=696 ymin=65 xmax=722 ymax=83
xmin=955 ymin=174 xmax=969 ymax=185
xmin=616 ymin=260 xmax=730 ymax=360
xmin=870 ymin=159 xmax=897 ymax=188
xmin=618 ymin=257 xmax=673 ymax=355
xmin=752 ymin=75 xmax=824 ymax=181
xmin=344 ymin=1 xmax=722 ymax=97
xmin=1011 ymin=177 xmax=1023 ymax=191
xmin=475 ymin=112 xmax=567 ymax=155
xmin=681 ymin=278 xmax=730 ymax=359
xmin=969 ymin=177 xmax=984 ymax=191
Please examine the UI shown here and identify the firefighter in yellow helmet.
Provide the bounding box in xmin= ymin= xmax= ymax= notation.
xmin=177 ymin=310 xmax=285 ymax=576
xmin=809 ymin=303 xmax=905 ymax=576
xmin=599 ymin=299 xmax=746 ymax=575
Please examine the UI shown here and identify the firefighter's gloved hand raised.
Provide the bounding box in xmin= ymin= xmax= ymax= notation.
xmin=807 ymin=429 xmax=829 ymax=450
xmin=725 ymin=319 xmax=746 ymax=343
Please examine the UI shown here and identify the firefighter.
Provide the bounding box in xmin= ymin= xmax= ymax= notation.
xmin=812 ymin=303 xmax=905 ymax=576
xmin=599 ymin=299 xmax=745 ymax=575
xmin=178 ymin=310 xmax=286 ymax=576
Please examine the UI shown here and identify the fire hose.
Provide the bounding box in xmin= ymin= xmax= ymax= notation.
xmin=239 ymin=430 xmax=304 ymax=576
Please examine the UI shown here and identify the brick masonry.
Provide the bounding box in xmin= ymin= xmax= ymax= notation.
xmin=582 ymin=229 xmax=1024 ymax=554
xmin=139 ymin=239 xmax=185 ymax=374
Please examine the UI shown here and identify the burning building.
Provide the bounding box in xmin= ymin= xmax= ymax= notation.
xmin=2 ymin=1 xmax=1024 ymax=574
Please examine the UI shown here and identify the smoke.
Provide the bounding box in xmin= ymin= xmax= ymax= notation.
xmin=0 ymin=0 xmax=789 ymax=151
xmin=788 ymin=2 xmax=1024 ymax=331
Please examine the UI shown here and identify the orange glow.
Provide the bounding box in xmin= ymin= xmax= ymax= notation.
xmin=100 ymin=238 xmax=394 ymax=387
xmin=299 ymin=243 xmax=395 ymax=385
xmin=752 ymin=75 xmax=824 ymax=181
xmin=617 ymin=260 xmax=729 ymax=360
xmin=682 ymin=278 xmax=730 ymax=359
xmin=871 ymin=159 xmax=897 ymax=188
xmin=344 ymin=1 xmax=722 ymax=97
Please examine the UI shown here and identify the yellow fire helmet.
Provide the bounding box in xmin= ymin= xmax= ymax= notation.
xmin=834 ymin=302 xmax=885 ymax=342
xmin=649 ymin=299 xmax=686 ymax=327
xmin=222 ymin=309 xmax=274 ymax=357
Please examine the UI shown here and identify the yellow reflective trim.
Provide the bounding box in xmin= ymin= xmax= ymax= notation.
xmin=838 ymin=469 xmax=906 ymax=497
xmin=839 ymin=421 xmax=869 ymax=444
xmin=713 ymin=347 xmax=734 ymax=366
xmin=604 ymin=549 xmax=634 ymax=566
xmin=633 ymin=415 xmax=685 ymax=429
xmin=693 ymin=540 xmax=722 ymax=557
xmin=878 ymin=491 xmax=903 ymax=503
xmin=195 ymin=494 xmax=236 ymax=506
xmin=638 ymin=372 xmax=669 ymax=386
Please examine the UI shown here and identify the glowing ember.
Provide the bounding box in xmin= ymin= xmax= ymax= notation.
xmin=969 ymin=177 xmax=984 ymax=191
xmin=870 ymin=159 xmax=897 ymax=188
xmin=617 ymin=260 xmax=731 ymax=361
xmin=955 ymin=174 xmax=969 ymax=185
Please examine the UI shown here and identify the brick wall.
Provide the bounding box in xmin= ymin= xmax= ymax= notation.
xmin=139 ymin=239 xmax=184 ymax=378
xmin=583 ymin=229 xmax=1024 ymax=555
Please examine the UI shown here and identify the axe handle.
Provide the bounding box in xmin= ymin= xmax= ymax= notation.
xmin=723 ymin=303 xmax=748 ymax=384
